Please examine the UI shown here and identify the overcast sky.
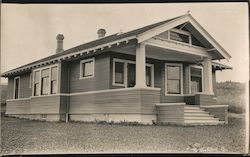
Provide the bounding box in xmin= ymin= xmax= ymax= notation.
xmin=1 ymin=3 xmax=249 ymax=83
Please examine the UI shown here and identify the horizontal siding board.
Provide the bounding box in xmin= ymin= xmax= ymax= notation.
xmin=6 ymin=99 xmax=30 ymax=114
xmin=30 ymin=96 xmax=60 ymax=114
xmin=69 ymin=89 xmax=142 ymax=114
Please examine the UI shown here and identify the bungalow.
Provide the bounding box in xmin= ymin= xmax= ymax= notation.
xmin=1 ymin=13 xmax=232 ymax=125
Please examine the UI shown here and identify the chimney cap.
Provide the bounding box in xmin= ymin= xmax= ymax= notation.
xmin=97 ymin=29 xmax=106 ymax=38
xmin=56 ymin=34 xmax=64 ymax=40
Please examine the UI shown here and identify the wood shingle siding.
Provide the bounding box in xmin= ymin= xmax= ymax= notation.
xmin=69 ymin=53 xmax=110 ymax=93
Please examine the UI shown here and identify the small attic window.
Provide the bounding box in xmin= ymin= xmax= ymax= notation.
xmin=170 ymin=30 xmax=189 ymax=44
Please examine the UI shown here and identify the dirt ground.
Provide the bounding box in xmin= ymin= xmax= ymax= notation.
xmin=0 ymin=113 xmax=246 ymax=155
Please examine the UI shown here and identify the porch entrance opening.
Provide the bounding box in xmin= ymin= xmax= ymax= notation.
xmin=190 ymin=66 xmax=203 ymax=94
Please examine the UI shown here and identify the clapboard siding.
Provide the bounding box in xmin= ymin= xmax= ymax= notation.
xmin=30 ymin=95 xmax=60 ymax=114
xmin=202 ymin=106 xmax=228 ymax=123
xmin=69 ymin=89 xmax=141 ymax=114
xmin=6 ymin=99 xmax=30 ymax=114
xmin=7 ymin=77 xmax=14 ymax=99
xmin=141 ymin=89 xmax=160 ymax=114
xmin=60 ymin=62 xmax=70 ymax=93
xmin=69 ymin=53 xmax=110 ymax=93
xmin=156 ymin=104 xmax=184 ymax=124
xmin=20 ymin=73 xmax=32 ymax=98
xmin=195 ymin=94 xmax=217 ymax=105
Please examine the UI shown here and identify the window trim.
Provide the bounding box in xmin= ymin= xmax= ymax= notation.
xmin=165 ymin=63 xmax=183 ymax=96
xmin=79 ymin=57 xmax=95 ymax=80
xmin=112 ymin=58 xmax=154 ymax=88
xmin=13 ymin=76 xmax=20 ymax=99
xmin=32 ymin=64 xmax=59 ymax=96
xmin=189 ymin=65 xmax=204 ymax=94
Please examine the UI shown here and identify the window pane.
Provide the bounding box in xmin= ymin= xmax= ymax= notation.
xmin=115 ymin=62 xmax=124 ymax=84
xmin=41 ymin=77 xmax=49 ymax=95
xmin=146 ymin=66 xmax=151 ymax=87
xmin=83 ymin=61 xmax=93 ymax=77
xmin=34 ymin=83 xmax=39 ymax=96
xmin=14 ymin=78 xmax=19 ymax=99
xmin=167 ymin=80 xmax=180 ymax=94
xmin=167 ymin=66 xmax=180 ymax=79
xmin=51 ymin=80 xmax=57 ymax=94
xmin=41 ymin=68 xmax=49 ymax=77
xmin=34 ymin=71 xmax=40 ymax=83
xmin=191 ymin=68 xmax=202 ymax=77
xmin=51 ymin=67 xmax=58 ymax=81
xmin=170 ymin=31 xmax=189 ymax=43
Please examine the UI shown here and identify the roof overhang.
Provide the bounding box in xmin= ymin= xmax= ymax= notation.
xmin=212 ymin=62 xmax=232 ymax=71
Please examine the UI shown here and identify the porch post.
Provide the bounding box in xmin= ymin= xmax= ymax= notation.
xmin=135 ymin=43 xmax=147 ymax=88
xmin=203 ymin=58 xmax=214 ymax=94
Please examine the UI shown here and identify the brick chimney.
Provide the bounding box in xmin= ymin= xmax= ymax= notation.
xmin=56 ymin=34 xmax=64 ymax=53
xmin=97 ymin=29 xmax=106 ymax=38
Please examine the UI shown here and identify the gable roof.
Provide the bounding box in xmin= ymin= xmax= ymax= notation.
xmin=1 ymin=13 xmax=231 ymax=77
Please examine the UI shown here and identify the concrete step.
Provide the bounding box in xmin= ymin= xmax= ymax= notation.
xmin=184 ymin=110 xmax=209 ymax=113
xmin=184 ymin=119 xmax=220 ymax=123
xmin=184 ymin=116 xmax=219 ymax=120
xmin=184 ymin=113 xmax=214 ymax=117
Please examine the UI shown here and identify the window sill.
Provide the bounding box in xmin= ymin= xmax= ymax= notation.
xmin=79 ymin=76 xmax=94 ymax=80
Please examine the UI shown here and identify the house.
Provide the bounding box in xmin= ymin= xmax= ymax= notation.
xmin=1 ymin=13 xmax=232 ymax=125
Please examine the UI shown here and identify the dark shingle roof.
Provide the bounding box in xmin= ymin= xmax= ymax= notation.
xmin=2 ymin=14 xmax=186 ymax=76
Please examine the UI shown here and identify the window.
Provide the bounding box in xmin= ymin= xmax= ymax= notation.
xmin=51 ymin=67 xmax=58 ymax=94
xmin=165 ymin=64 xmax=182 ymax=95
xmin=13 ymin=77 xmax=20 ymax=99
xmin=33 ymin=64 xmax=58 ymax=96
xmin=34 ymin=71 xmax=40 ymax=96
xmin=146 ymin=66 xmax=153 ymax=87
xmin=190 ymin=66 xmax=203 ymax=94
xmin=113 ymin=58 xmax=154 ymax=87
xmin=80 ymin=58 xmax=95 ymax=79
xmin=170 ymin=31 xmax=189 ymax=44
xmin=29 ymin=73 xmax=32 ymax=88
xmin=115 ymin=62 xmax=125 ymax=85
xmin=41 ymin=68 xmax=49 ymax=95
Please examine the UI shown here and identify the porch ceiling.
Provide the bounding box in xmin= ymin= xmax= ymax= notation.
xmin=145 ymin=45 xmax=205 ymax=62
xmin=113 ymin=44 xmax=208 ymax=63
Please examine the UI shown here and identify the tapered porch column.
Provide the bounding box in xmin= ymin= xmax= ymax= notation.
xmin=135 ymin=43 xmax=147 ymax=88
xmin=203 ymin=58 xmax=214 ymax=94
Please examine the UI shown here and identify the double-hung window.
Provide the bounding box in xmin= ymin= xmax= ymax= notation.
xmin=41 ymin=68 xmax=49 ymax=95
xmin=34 ymin=71 xmax=40 ymax=96
xmin=33 ymin=64 xmax=58 ymax=96
xmin=165 ymin=64 xmax=183 ymax=95
xmin=13 ymin=76 xmax=20 ymax=99
xmin=80 ymin=58 xmax=95 ymax=79
xmin=113 ymin=58 xmax=154 ymax=87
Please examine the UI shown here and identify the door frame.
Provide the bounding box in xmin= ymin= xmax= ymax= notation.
xmin=164 ymin=63 xmax=183 ymax=95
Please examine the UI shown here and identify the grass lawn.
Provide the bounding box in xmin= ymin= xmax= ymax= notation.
xmin=1 ymin=113 xmax=246 ymax=155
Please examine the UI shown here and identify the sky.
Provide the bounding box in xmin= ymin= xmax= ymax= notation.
xmin=1 ymin=3 xmax=249 ymax=83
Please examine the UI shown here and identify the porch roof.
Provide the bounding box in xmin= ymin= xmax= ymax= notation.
xmin=212 ymin=62 xmax=232 ymax=70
